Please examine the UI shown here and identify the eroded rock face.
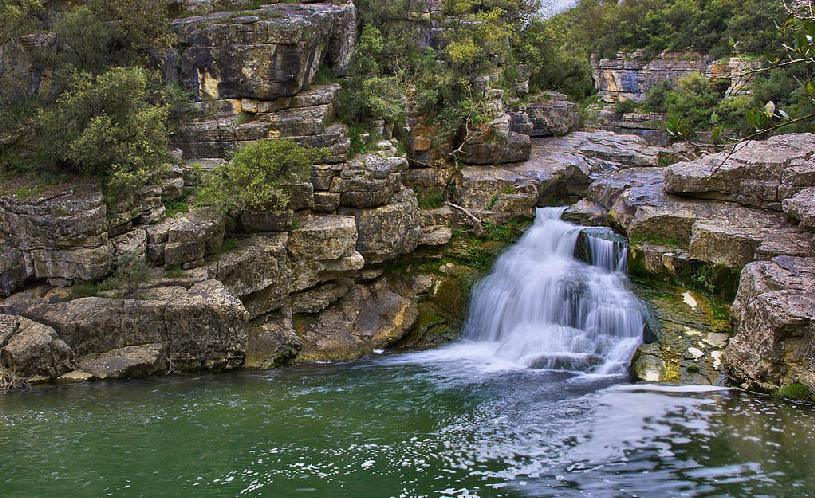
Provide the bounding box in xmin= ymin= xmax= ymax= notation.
xmin=584 ymin=167 xmax=814 ymax=269
xmin=0 ymin=314 xmax=74 ymax=380
xmin=724 ymin=257 xmax=815 ymax=392
xmin=293 ymin=278 xmax=419 ymax=362
xmin=458 ymin=113 xmax=532 ymax=165
xmin=245 ymin=314 xmax=302 ymax=369
xmin=340 ymin=188 xmax=421 ymax=263
xmin=784 ymin=187 xmax=815 ymax=231
xmin=665 ymin=134 xmax=815 ymax=211
xmin=452 ymin=131 xmax=662 ymax=220
xmin=172 ymin=4 xmax=356 ymax=101
xmin=11 ymin=280 xmax=248 ymax=372
xmin=146 ymin=210 xmax=225 ymax=268
xmin=0 ymin=186 xmax=112 ymax=286
xmin=335 ymin=154 xmax=407 ymax=208
xmin=509 ymin=92 xmax=579 ymax=137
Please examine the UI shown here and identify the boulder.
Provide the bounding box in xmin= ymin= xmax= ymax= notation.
xmin=77 ymin=343 xmax=167 ymax=380
xmin=339 ymin=188 xmax=421 ymax=263
xmin=724 ymin=256 xmax=815 ymax=392
xmin=0 ymin=314 xmax=74 ymax=380
xmin=664 ymin=134 xmax=815 ymax=211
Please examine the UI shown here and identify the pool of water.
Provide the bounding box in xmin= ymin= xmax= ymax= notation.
xmin=1 ymin=347 xmax=813 ymax=497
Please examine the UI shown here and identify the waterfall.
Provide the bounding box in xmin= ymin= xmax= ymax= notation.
xmin=462 ymin=207 xmax=644 ymax=375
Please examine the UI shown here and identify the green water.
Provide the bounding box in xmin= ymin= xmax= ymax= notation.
xmin=1 ymin=348 xmax=814 ymax=497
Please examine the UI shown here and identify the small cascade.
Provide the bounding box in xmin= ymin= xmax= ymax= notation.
xmin=462 ymin=207 xmax=644 ymax=375
xmin=579 ymin=227 xmax=629 ymax=273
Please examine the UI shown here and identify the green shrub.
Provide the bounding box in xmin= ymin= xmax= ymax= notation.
xmin=614 ymin=99 xmax=640 ymax=115
xmin=196 ymin=139 xmax=322 ymax=213
xmin=665 ymin=73 xmax=723 ymax=134
xmin=775 ymin=383 xmax=812 ymax=401
xmin=37 ymin=67 xmax=171 ymax=198
xmin=643 ymin=81 xmax=673 ymax=113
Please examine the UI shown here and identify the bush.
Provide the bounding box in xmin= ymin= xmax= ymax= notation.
xmin=665 ymin=72 xmax=723 ymax=133
xmin=643 ymin=81 xmax=673 ymax=113
xmin=614 ymin=99 xmax=640 ymax=114
xmin=196 ymin=139 xmax=322 ymax=213
xmin=775 ymin=383 xmax=812 ymax=401
xmin=37 ymin=67 xmax=171 ymax=197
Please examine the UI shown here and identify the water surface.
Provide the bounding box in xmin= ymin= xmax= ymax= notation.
xmin=1 ymin=358 xmax=813 ymax=497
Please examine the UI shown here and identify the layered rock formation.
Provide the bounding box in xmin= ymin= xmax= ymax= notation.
xmin=562 ymin=133 xmax=815 ymax=388
xmin=592 ymin=50 xmax=756 ymax=103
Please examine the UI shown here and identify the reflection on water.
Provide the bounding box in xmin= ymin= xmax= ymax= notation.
xmin=1 ymin=356 xmax=813 ymax=497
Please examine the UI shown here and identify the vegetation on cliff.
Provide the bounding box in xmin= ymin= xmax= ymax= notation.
xmin=0 ymin=0 xmax=181 ymax=198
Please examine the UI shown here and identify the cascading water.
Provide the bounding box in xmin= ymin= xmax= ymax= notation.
xmin=462 ymin=207 xmax=645 ymax=375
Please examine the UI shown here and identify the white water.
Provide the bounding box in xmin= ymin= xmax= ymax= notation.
xmin=387 ymin=207 xmax=645 ymax=378
xmin=460 ymin=207 xmax=644 ymax=375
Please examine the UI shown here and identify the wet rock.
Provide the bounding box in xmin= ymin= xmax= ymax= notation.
xmin=586 ymin=166 xmax=814 ymax=269
xmin=339 ymin=188 xmax=421 ymax=263
xmin=724 ymin=256 xmax=815 ymax=392
xmin=289 ymin=280 xmax=352 ymax=315
xmin=664 ymin=134 xmax=815 ymax=211
xmin=0 ymin=314 xmax=74 ymax=380
xmin=294 ymin=278 xmax=418 ymax=362
xmin=77 ymin=343 xmax=166 ymax=380
xmin=563 ymin=200 xmax=610 ymax=227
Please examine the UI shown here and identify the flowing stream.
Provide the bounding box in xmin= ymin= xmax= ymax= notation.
xmin=1 ymin=209 xmax=814 ymax=496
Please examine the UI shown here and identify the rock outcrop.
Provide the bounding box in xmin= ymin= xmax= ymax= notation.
xmin=724 ymin=256 xmax=815 ymax=392
xmin=664 ymin=134 xmax=815 ymax=211
xmin=592 ymin=50 xmax=756 ymax=103
xmin=0 ymin=184 xmax=112 ymax=289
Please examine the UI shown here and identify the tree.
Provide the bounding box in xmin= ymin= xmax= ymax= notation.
xmin=38 ymin=67 xmax=171 ymax=196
